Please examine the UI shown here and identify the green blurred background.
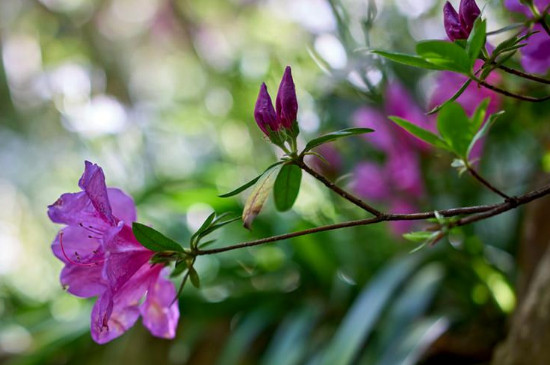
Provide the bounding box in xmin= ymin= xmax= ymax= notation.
xmin=0 ymin=0 xmax=549 ymax=364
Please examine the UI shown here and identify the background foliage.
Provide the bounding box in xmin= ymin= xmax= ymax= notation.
xmin=0 ymin=0 xmax=548 ymax=364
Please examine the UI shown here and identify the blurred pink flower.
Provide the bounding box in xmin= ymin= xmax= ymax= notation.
xmin=353 ymin=83 xmax=427 ymax=236
xmin=305 ymin=144 xmax=343 ymax=180
xmin=48 ymin=161 xmax=179 ymax=344
xmin=505 ymin=1 xmax=550 ymax=74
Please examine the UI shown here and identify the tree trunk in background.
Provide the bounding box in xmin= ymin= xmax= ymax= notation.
xmin=492 ymin=194 xmax=550 ymax=365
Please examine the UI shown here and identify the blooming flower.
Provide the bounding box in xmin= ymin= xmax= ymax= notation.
xmin=48 ymin=161 xmax=179 ymax=344
xmin=505 ymin=0 xmax=550 ymax=74
xmin=254 ymin=66 xmax=298 ymax=137
xmin=444 ymin=0 xmax=481 ymax=41
xmin=353 ymin=83 xmax=427 ymax=235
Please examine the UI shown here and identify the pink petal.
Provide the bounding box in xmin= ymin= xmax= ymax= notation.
xmin=90 ymin=264 xmax=157 ymax=344
xmin=103 ymin=223 xmax=152 ymax=291
xmin=353 ymin=107 xmax=394 ymax=152
xmin=48 ymin=192 xmax=110 ymax=230
xmin=140 ymin=268 xmax=179 ymax=339
xmin=60 ymin=264 xmax=106 ymax=298
xmin=91 ymin=289 xmax=140 ymax=344
xmin=79 ymin=161 xmax=116 ymax=225
xmin=51 ymin=226 xmax=103 ymax=264
xmin=352 ymin=162 xmax=390 ymax=200
xmin=107 ymin=188 xmax=137 ymax=224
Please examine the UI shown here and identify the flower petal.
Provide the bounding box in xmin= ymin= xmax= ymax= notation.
xmin=275 ymin=66 xmax=298 ymax=129
xmin=140 ymin=268 xmax=179 ymax=339
xmin=48 ymin=192 xmax=109 ymax=229
xmin=107 ymin=188 xmax=137 ymax=224
xmin=103 ymin=223 xmax=151 ymax=292
xmin=90 ymin=263 xmax=156 ymax=344
xmin=91 ymin=289 xmax=140 ymax=344
xmin=51 ymin=226 xmax=103 ymax=264
xmin=444 ymin=1 xmax=468 ymax=41
xmin=79 ymin=161 xmax=116 ymax=225
xmin=254 ymin=83 xmax=279 ymax=134
xmin=60 ymin=264 xmax=106 ymax=298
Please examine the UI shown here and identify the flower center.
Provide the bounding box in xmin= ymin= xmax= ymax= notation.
xmin=59 ymin=231 xmax=105 ymax=267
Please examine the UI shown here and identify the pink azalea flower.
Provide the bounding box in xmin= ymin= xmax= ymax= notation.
xmin=48 ymin=161 xmax=179 ymax=344
xmin=505 ymin=0 xmax=550 ymax=74
xmin=352 ymin=83 xmax=428 ymax=236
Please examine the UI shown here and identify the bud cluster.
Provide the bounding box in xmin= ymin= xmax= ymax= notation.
xmin=443 ymin=0 xmax=481 ymax=41
xmin=254 ymin=66 xmax=299 ymax=151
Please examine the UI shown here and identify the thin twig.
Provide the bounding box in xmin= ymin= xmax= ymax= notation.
xmin=467 ymin=166 xmax=511 ymax=200
xmin=495 ymin=64 xmax=550 ymax=85
xmin=295 ymin=158 xmax=383 ymax=217
xmin=475 ymin=78 xmax=550 ymax=102
xmin=196 ymin=182 xmax=550 ymax=255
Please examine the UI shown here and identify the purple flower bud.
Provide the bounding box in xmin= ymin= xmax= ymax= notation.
xmin=459 ymin=0 xmax=481 ymax=33
xmin=276 ymin=66 xmax=298 ymax=130
xmin=254 ymin=83 xmax=279 ymax=135
xmin=444 ymin=2 xmax=468 ymax=41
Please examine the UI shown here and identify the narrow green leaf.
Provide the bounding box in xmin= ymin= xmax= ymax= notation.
xmin=436 ymin=102 xmax=472 ymax=158
xmin=132 ymin=222 xmax=184 ymax=252
xmin=219 ymin=161 xmax=284 ymax=198
xmin=190 ymin=211 xmax=216 ymax=240
xmin=466 ymin=19 xmax=486 ymax=66
xmin=403 ymin=231 xmax=436 ymax=243
xmin=273 ymin=164 xmax=302 ymax=212
xmin=170 ymin=260 xmax=187 ymax=278
xmin=467 ymin=111 xmax=505 ymax=159
xmin=188 ymin=266 xmax=200 ymax=288
xmin=427 ymin=78 xmax=472 ymax=115
xmin=416 ymin=40 xmax=471 ymax=74
xmin=319 ymin=255 xmax=423 ymax=365
xmin=470 ymin=98 xmax=490 ymax=133
xmin=242 ymin=165 xmax=282 ymax=229
xmin=199 ymin=216 xmax=241 ymax=237
xmin=389 ymin=117 xmax=449 ymax=150
xmin=303 ymin=128 xmax=374 ymax=153
xmin=372 ymin=50 xmax=444 ymax=70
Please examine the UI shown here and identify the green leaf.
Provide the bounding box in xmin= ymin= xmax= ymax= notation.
xmin=470 ymin=98 xmax=490 ymax=133
xmin=389 ymin=117 xmax=449 ymax=150
xmin=372 ymin=50 xmax=444 ymax=70
xmin=427 ymin=78 xmax=472 ymax=115
xmin=170 ymin=260 xmax=187 ymax=278
xmin=190 ymin=211 xmax=216 ymax=241
xmin=273 ymin=164 xmax=302 ymax=212
xmin=416 ymin=40 xmax=471 ymax=74
xmin=132 ymin=222 xmax=184 ymax=252
xmin=302 ymin=128 xmax=374 ymax=153
xmin=188 ymin=266 xmax=200 ymax=288
xmin=436 ymin=102 xmax=472 ymax=158
xmin=402 ymin=231 xmax=436 ymax=243
xmin=467 ymin=110 xmax=504 ymax=159
xmin=219 ymin=161 xmax=284 ymax=198
xmin=242 ymin=165 xmax=282 ymax=229
xmin=319 ymin=255 xmax=423 ymax=365
xmin=199 ymin=216 xmax=241 ymax=237
xmin=466 ymin=18 xmax=486 ymax=66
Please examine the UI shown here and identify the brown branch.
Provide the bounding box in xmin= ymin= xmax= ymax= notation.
xmin=295 ymin=158 xmax=383 ymax=216
xmin=467 ymin=166 xmax=511 ymax=200
xmin=475 ymin=78 xmax=550 ymax=102
xmin=495 ymin=64 xmax=550 ymax=85
xmin=196 ymin=182 xmax=550 ymax=255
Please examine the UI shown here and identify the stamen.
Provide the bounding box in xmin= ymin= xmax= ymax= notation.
xmin=59 ymin=231 xmax=105 ymax=267
xmin=78 ymin=222 xmax=103 ymax=235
